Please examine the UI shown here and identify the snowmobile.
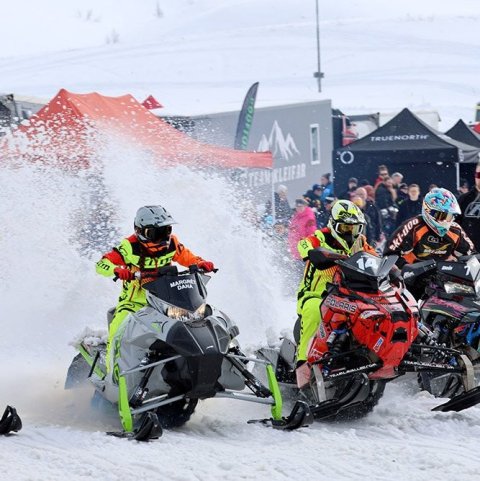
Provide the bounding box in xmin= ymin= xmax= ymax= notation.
xmin=0 ymin=406 xmax=22 ymax=435
xmin=65 ymin=265 xmax=312 ymax=440
xmin=255 ymin=249 xmax=480 ymax=422
xmin=402 ymin=253 xmax=480 ymax=398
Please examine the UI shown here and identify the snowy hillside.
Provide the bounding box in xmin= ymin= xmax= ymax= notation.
xmin=1 ymin=0 xmax=480 ymax=126
xmin=2 ymin=2 xmax=480 ymax=480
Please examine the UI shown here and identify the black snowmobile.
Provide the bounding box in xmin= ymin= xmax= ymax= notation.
xmin=66 ymin=265 xmax=311 ymax=440
xmin=402 ymin=253 xmax=480 ymax=399
xmin=0 ymin=406 xmax=22 ymax=435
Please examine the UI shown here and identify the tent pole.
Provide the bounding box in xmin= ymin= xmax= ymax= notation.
xmin=456 ymin=161 xmax=460 ymax=191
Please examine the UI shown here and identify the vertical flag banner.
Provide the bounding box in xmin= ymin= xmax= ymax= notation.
xmin=234 ymin=82 xmax=259 ymax=150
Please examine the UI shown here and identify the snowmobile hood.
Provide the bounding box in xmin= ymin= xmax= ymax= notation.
xmin=143 ymin=272 xmax=210 ymax=312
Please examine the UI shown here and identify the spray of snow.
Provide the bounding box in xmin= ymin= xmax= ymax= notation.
xmin=0 ymin=137 xmax=294 ymax=425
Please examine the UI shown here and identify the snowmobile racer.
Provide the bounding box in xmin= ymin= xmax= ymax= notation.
xmin=384 ymin=188 xmax=480 ymax=402
xmin=402 ymin=252 xmax=480 ymax=398
xmin=384 ymin=188 xmax=476 ymax=272
xmin=96 ymin=205 xmax=215 ymax=372
xmin=67 ymin=264 xmax=312 ymax=440
xmin=295 ymin=200 xmax=377 ymax=366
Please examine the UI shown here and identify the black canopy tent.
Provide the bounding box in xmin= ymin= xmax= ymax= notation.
xmin=445 ymin=119 xmax=480 ymax=185
xmin=333 ymin=108 xmax=480 ymax=194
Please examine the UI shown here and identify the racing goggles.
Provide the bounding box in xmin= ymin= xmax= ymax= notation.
xmin=431 ymin=211 xmax=455 ymax=223
xmin=335 ymin=223 xmax=364 ymax=236
xmin=141 ymin=225 xmax=172 ymax=243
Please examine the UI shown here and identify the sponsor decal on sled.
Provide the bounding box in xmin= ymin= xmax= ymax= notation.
xmin=170 ymin=279 xmax=196 ymax=290
xmin=373 ymin=337 xmax=384 ymax=352
xmin=326 ymin=297 xmax=357 ymax=313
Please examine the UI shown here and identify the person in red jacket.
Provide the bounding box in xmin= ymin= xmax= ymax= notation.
xmin=96 ymin=205 xmax=215 ymax=371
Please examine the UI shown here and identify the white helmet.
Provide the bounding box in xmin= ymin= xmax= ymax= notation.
xmin=327 ymin=200 xmax=366 ymax=252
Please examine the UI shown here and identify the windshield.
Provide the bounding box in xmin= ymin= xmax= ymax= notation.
xmin=437 ymin=255 xmax=480 ymax=284
xmin=335 ymin=252 xmax=397 ymax=292
xmin=336 ymin=252 xmax=397 ymax=279
xmin=143 ymin=272 xmax=210 ymax=312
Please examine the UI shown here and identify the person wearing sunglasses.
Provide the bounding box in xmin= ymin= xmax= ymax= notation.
xmin=96 ymin=205 xmax=215 ymax=372
xmin=384 ymin=187 xmax=476 ymax=268
xmin=457 ymin=163 xmax=480 ymax=251
xmin=295 ymin=200 xmax=376 ymax=368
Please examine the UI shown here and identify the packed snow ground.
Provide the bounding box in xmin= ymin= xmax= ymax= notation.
xmin=2 ymin=2 xmax=480 ymax=480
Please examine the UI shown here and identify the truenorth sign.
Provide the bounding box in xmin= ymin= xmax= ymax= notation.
xmin=370 ymin=134 xmax=429 ymax=142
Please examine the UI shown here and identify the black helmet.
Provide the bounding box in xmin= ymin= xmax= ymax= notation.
xmin=134 ymin=205 xmax=177 ymax=247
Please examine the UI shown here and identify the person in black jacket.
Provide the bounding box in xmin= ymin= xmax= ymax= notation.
xmin=375 ymin=176 xmax=398 ymax=237
xmin=396 ymin=184 xmax=422 ymax=227
xmin=303 ymin=184 xmax=323 ymax=210
xmin=338 ymin=177 xmax=358 ymax=200
xmin=354 ymin=187 xmax=382 ymax=247
xmin=457 ymin=163 xmax=480 ymax=251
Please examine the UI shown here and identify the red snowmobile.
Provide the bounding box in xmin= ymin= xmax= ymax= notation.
xmin=255 ymin=249 xmax=480 ymax=422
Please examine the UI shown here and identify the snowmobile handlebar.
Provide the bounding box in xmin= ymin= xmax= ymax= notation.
xmin=113 ymin=265 xmax=218 ymax=282
xmin=308 ymin=248 xmax=347 ymax=269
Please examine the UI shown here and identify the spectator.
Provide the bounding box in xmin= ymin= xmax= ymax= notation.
xmin=375 ymin=176 xmax=398 ymax=237
xmin=316 ymin=195 xmax=335 ymax=228
xmin=364 ymin=184 xmax=376 ymax=202
xmin=458 ymin=178 xmax=470 ymax=197
xmin=457 ymin=162 xmax=480 ymax=251
xmin=338 ymin=177 xmax=358 ymax=200
xmin=303 ymin=184 xmax=323 ymax=210
xmin=288 ymin=199 xmax=317 ymax=260
xmin=429 ymin=183 xmax=438 ymax=191
xmin=391 ymin=172 xmax=404 ymax=188
xmin=271 ymin=220 xmax=289 ymax=256
xmin=351 ymin=194 xmax=374 ymax=244
xmin=266 ymin=184 xmax=292 ymax=224
xmin=359 ymin=179 xmax=371 ymax=187
xmin=374 ymin=164 xmax=389 ymax=187
xmin=355 ymin=187 xmax=382 ymax=246
xmin=397 ymin=183 xmax=409 ymax=205
xmin=396 ymin=184 xmax=422 ymax=227
xmin=319 ymin=173 xmax=334 ymax=201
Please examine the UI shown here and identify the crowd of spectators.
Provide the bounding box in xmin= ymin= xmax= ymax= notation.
xmin=257 ymin=163 xmax=480 ymax=266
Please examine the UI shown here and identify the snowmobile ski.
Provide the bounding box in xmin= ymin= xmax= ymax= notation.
xmin=0 ymin=406 xmax=22 ymax=435
xmin=107 ymin=412 xmax=163 ymax=441
xmin=247 ymin=400 xmax=313 ymax=430
xmin=431 ymin=385 xmax=480 ymax=413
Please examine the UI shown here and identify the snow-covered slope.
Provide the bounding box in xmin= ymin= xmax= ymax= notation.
xmin=1 ymin=0 xmax=480 ymax=126
xmin=2 ymin=2 xmax=480 ymax=480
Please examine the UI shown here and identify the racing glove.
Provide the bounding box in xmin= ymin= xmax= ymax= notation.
xmin=114 ymin=266 xmax=135 ymax=281
xmin=198 ymin=261 xmax=215 ymax=272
